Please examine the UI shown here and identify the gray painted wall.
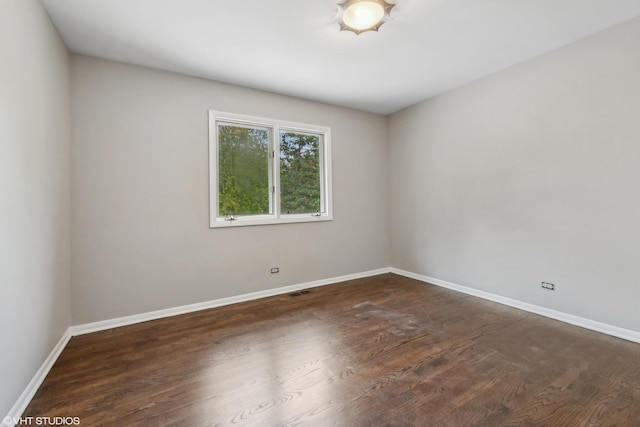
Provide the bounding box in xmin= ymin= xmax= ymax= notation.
xmin=70 ymin=55 xmax=390 ymax=324
xmin=0 ymin=0 xmax=71 ymax=415
xmin=389 ymin=17 xmax=640 ymax=332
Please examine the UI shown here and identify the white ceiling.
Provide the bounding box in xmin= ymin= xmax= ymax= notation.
xmin=40 ymin=0 xmax=640 ymax=114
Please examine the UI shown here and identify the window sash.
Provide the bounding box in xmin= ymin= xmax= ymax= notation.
xmin=216 ymin=122 xmax=273 ymax=218
xmin=279 ymin=129 xmax=325 ymax=216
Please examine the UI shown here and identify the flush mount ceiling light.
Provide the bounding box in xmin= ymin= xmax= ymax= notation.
xmin=337 ymin=0 xmax=396 ymax=35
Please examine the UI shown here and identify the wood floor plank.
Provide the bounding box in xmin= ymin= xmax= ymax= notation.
xmin=22 ymin=274 xmax=640 ymax=426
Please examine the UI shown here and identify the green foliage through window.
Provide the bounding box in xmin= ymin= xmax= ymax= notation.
xmin=280 ymin=131 xmax=321 ymax=214
xmin=218 ymin=124 xmax=270 ymax=216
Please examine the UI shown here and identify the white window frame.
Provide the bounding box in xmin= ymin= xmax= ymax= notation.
xmin=209 ymin=111 xmax=333 ymax=228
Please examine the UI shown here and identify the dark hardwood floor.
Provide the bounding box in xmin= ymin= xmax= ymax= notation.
xmin=24 ymin=274 xmax=640 ymax=426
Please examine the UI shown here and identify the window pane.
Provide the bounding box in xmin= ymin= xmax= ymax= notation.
xmin=280 ymin=131 xmax=322 ymax=214
xmin=218 ymin=124 xmax=270 ymax=217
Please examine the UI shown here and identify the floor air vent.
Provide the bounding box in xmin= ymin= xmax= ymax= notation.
xmin=289 ymin=290 xmax=312 ymax=297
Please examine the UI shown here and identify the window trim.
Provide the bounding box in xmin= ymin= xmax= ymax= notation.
xmin=209 ymin=111 xmax=333 ymax=228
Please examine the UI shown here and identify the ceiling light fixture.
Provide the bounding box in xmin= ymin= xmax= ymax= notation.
xmin=337 ymin=0 xmax=395 ymax=35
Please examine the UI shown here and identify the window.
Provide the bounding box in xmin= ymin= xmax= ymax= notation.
xmin=209 ymin=111 xmax=332 ymax=227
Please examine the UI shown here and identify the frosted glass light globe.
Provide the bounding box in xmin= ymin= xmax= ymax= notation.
xmin=342 ymin=1 xmax=385 ymax=31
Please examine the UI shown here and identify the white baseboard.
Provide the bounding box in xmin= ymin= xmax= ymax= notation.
xmin=391 ymin=267 xmax=640 ymax=344
xmin=70 ymin=267 xmax=392 ymax=336
xmin=3 ymin=330 xmax=72 ymax=427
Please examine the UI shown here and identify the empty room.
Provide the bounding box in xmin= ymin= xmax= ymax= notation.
xmin=2 ymin=0 xmax=640 ymax=425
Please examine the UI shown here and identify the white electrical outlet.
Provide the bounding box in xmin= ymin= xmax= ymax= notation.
xmin=541 ymin=282 xmax=555 ymax=291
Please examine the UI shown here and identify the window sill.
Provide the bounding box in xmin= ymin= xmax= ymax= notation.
xmin=209 ymin=214 xmax=333 ymax=228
